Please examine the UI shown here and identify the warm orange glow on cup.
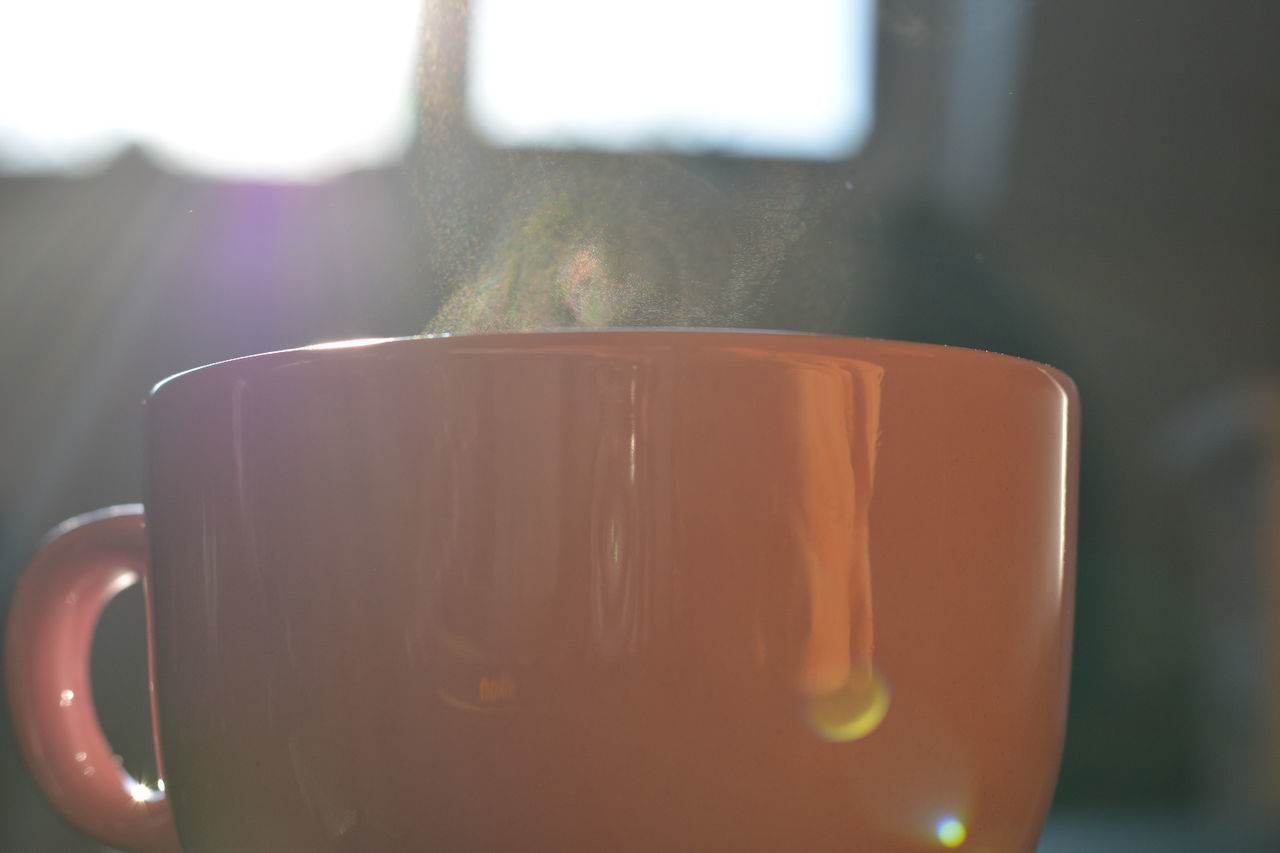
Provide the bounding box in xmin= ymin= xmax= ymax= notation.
xmin=5 ymin=330 xmax=1078 ymax=852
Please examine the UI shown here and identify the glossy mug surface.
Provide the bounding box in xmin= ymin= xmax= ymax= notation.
xmin=6 ymin=330 xmax=1078 ymax=852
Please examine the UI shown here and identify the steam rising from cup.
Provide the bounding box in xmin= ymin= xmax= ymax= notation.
xmin=413 ymin=0 xmax=868 ymax=336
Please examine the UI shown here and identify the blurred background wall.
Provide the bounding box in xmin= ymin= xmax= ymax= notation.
xmin=2 ymin=0 xmax=1278 ymax=849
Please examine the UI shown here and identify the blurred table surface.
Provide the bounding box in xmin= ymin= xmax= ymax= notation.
xmin=1037 ymin=811 xmax=1280 ymax=852
xmin=6 ymin=810 xmax=1280 ymax=851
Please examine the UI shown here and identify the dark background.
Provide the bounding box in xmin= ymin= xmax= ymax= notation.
xmin=2 ymin=1 xmax=1279 ymax=849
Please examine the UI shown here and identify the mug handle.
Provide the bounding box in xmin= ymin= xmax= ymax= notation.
xmin=5 ymin=505 xmax=180 ymax=853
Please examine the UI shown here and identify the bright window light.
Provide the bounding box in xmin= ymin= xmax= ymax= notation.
xmin=0 ymin=1 xmax=422 ymax=180
xmin=467 ymin=0 xmax=876 ymax=160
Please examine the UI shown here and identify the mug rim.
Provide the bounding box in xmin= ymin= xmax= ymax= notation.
xmin=150 ymin=328 xmax=1077 ymax=400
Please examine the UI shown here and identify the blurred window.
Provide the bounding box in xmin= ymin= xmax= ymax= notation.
xmin=0 ymin=0 xmax=422 ymax=180
xmin=466 ymin=0 xmax=875 ymax=160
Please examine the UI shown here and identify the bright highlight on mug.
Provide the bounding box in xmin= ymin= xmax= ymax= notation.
xmin=128 ymin=781 xmax=160 ymax=804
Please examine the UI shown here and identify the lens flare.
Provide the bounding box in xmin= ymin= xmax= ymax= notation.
xmin=806 ymin=666 xmax=889 ymax=742
xmin=935 ymin=815 xmax=966 ymax=848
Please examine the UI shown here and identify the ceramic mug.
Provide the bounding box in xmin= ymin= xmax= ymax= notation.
xmin=5 ymin=330 xmax=1078 ymax=852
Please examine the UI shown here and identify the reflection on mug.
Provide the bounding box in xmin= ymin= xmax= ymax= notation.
xmin=779 ymin=355 xmax=886 ymax=742
xmin=589 ymin=363 xmax=655 ymax=662
xmin=434 ymin=622 xmax=521 ymax=712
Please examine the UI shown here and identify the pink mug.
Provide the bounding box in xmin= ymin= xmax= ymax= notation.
xmin=6 ymin=330 xmax=1078 ymax=852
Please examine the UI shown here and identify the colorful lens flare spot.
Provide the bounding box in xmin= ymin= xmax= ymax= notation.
xmin=805 ymin=666 xmax=890 ymax=742
xmin=935 ymin=816 xmax=967 ymax=848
